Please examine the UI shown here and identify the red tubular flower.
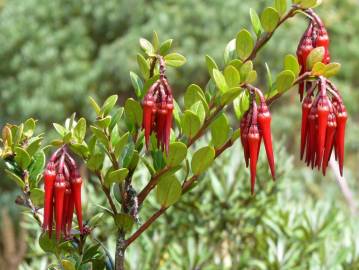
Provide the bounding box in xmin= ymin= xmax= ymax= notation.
xmin=299 ymin=77 xmax=347 ymax=177
xmin=142 ymin=57 xmax=174 ymax=153
xmin=43 ymin=147 xmax=85 ymax=240
xmin=335 ymin=102 xmax=347 ymax=176
xmin=316 ymin=81 xmax=330 ymax=168
xmin=240 ymin=87 xmax=276 ymax=194
xmin=300 ymin=95 xmax=312 ymax=160
xmin=248 ymin=125 xmax=260 ymax=195
xmin=257 ymin=101 xmax=275 ymax=180
xmin=297 ymin=11 xmax=331 ymax=100
xmin=54 ymin=173 xmax=66 ymax=241
xmin=43 ymin=162 xmax=56 ymax=232
xmin=322 ymin=112 xmax=337 ymax=175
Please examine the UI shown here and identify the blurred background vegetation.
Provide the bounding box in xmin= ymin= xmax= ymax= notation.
xmin=0 ymin=0 xmax=358 ymax=269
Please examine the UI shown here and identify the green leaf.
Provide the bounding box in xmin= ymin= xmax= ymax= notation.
xmin=30 ymin=188 xmax=44 ymax=207
xmin=323 ymin=63 xmax=341 ymax=77
xmin=312 ymin=62 xmax=326 ymax=76
xmin=284 ymin=54 xmax=300 ymax=77
xmin=224 ymin=65 xmax=241 ymax=87
xmin=190 ymin=101 xmax=206 ymax=124
xmin=69 ymin=143 xmax=89 ymax=159
xmin=96 ymin=116 xmax=111 ymax=129
xmin=124 ymin=98 xmax=143 ymax=127
xmin=15 ymin=147 xmax=31 ymax=169
xmin=240 ymin=61 xmax=253 ymax=82
xmin=87 ymin=152 xmax=105 ymax=171
xmin=152 ymin=31 xmax=159 ymax=51
xmin=115 ymin=213 xmax=134 ymax=232
xmin=205 ymin=55 xmax=219 ymax=77
xmin=184 ymin=84 xmax=208 ymax=113
xmin=213 ymin=69 xmax=229 ymax=93
xmin=139 ymin=38 xmax=154 ymax=55
xmin=223 ymin=39 xmax=236 ymax=64
xmin=156 ymin=175 xmax=182 ymax=207
xmin=181 ymin=111 xmax=201 ymax=138
xmin=166 ymin=142 xmax=188 ymax=167
xmin=53 ymin=123 xmax=67 ymax=137
xmin=236 ymin=29 xmax=254 ymax=60
xmin=39 ymin=232 xmax=57 ymax=253
xmin=249 ymin=8 xmax=263 ymax=36
xmin=211 ymin=114 xmax=230 ymax=148
xmin=137 ymin=53 xmax=150 ymax=79
xmin=100 ymin=95 xmax=118 ymax=116
xmin=221 ymin=87 xmax=242 ymax=105
xmin=5 ymin=169 xmax=24 ymax=189
xmin=62 ymin=260 xmax=76 ymax=270
xmin=23 ymin=118 xmax=36 ymax=137
xmin=300 ymin=0 xmax=318 ymax=9
xmin=276 ymin=70 xmax=296 ymax=93
xmin=74 ymin=118 xmax=86 ymax=143
xmin=130 ymin=71 xmax=144 ymax=98
xmin=233 ymin=91 xmax=250 ymax=119
xmin=26 ymin=137 xmax=42 ymax=157
xmin=261 ymin=7 xmax=280 ymax=33
xmin=114 ymin=132 xmax=130 ymax=159
xmin=104 ymin=168 xmax=129 ymax=187
xmin=28 ymin=150 xmax=46 ymax=183
xmin=164 ymin=53 xmax=186 ymax=67
xmin=307 ymin=46 xmax=324 ymax=70
xmin=90 ymin=126 xmax=108 ymax=146
xmin=159 ymin=39 xmax=173 ymax=55
xmin=89 ymin=96 xmax=101 ymax=115
xmin=191 ymin=146 xmax=215 ymax=175
xmin=275 ymin=0 xmax=287 ymax=16
xmin=246 ymin=70 xmax=257 ymax=84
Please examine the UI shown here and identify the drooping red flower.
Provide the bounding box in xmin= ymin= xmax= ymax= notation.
xmin=240 ymin=86 xmax=275 ymax=194
xmin=43 ymin=147 xmax=84 ymax=240
xmin=142 ymin=57 xmax=174 ymax=153
xmin=300 ymin=76 xmax=347 ymax=176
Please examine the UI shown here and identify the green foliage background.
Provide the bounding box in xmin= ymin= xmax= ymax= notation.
xmin=0 ymin=0 xmax=358 ymax=269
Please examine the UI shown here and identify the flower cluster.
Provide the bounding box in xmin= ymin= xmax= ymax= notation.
xmin=240 ymin=87 xmax=275 ymax=194
xmin=43 ymin=147 xmax=83 ymax=240
xmin=142 ymin=57 xmax=174 ymax=153
xmin=297 ymin=9 xmax=330 ymax=100
xmin=300 ymin=77 xmax=347 ymax=176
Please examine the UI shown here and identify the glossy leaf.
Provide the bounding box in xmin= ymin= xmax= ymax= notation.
xmin=261 ymin=7 xmax=280 ymax=33
xmin=307 ymin=46 xmax=325 ymax=70
xmin=156 ymin=175 xmax=182 ymax=207
xmin=211 ymin=114 xmax=230 ymax=148
xmin=276 ymin=70 xmax=295 ymax=93
xmin=164 ymin=53 xmax=186 ymax=67
xmin=236 ymin=29 xmax=254 ymax=60
xmin=181 ymin=111 xmax=201 ymax=138
xmin=166 ymin=142 xmax=188 ymax=167
xmin=191 ymin=146 xmax=215 ymax=175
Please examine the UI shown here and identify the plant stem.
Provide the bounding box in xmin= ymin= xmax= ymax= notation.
xmin=115 ymin=230 xmax=126 ymax=270
xmin=95 ymin=171 xmax=118 ymax=215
